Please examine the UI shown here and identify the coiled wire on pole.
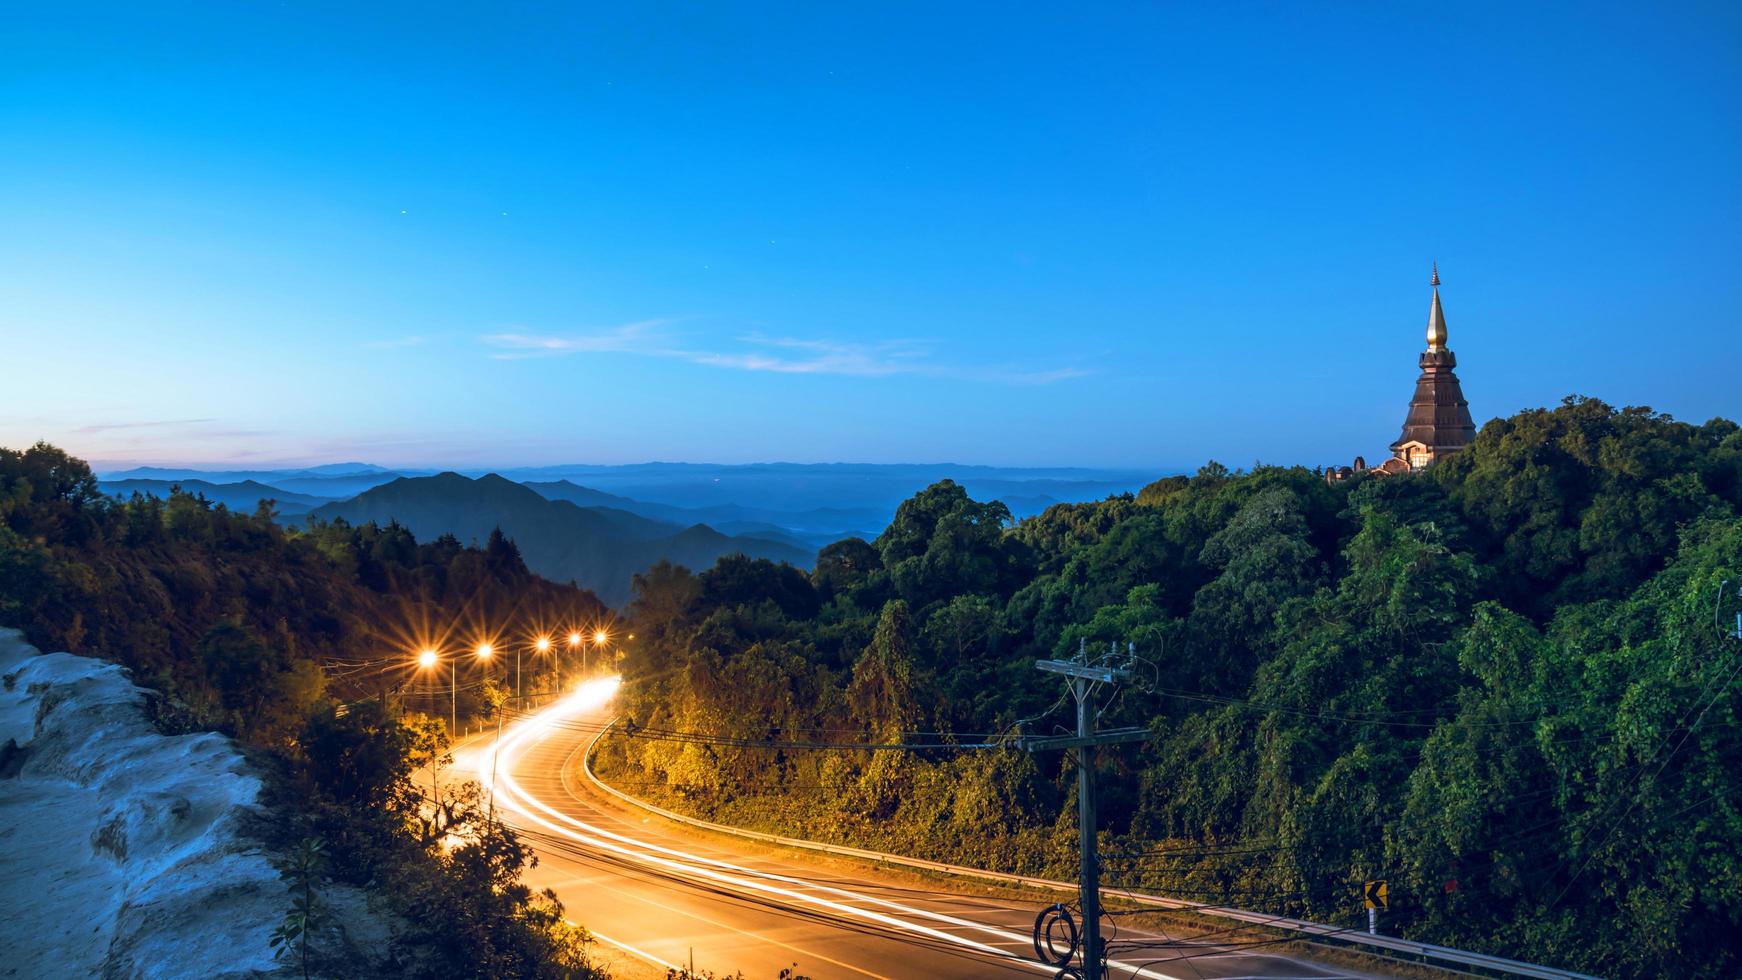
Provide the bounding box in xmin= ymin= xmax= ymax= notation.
xmin=1033 ymin=902 xmax=1080 ymax=967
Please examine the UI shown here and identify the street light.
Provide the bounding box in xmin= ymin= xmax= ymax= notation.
xmin=588 ymin=628 xmax=611 ymax=674
xmin=525 ymin=636 xmax=551 ymax=700
xmin=473 ymin=643 xmax=497 ymax=732
xmin=416 ymin=648 xmax=455 ymax=734
xmin=565 ymin=631 xmax=583 ymax=689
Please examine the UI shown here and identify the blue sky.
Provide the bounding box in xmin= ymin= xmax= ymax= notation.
xmin=2 ymin=2 xmax=1738 ymax=469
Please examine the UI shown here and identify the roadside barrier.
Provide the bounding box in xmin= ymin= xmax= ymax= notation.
xmin=580 ymin=718 xmax=1604 ymax=980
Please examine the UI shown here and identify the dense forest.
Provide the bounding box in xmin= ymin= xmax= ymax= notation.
xmin=6 ymin=394 xmax=1740 ymax=978
xmin=0 ymin=442 xmax=611 ymax=978
xmin=594 ymin=397 xmax=1742 ymax=978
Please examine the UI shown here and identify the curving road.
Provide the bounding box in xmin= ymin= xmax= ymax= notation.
xmin=466 ymin=681 xmax=1384 ymax=980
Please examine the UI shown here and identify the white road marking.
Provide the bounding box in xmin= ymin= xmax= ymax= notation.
xmin=484 ymin=684 xmax=1192 ymax=980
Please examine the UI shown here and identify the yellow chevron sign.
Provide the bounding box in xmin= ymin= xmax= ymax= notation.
xmin=1364 ymin=880 xmax=1389 ymax=911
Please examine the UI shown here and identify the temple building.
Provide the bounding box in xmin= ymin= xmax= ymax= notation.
xmin=1329 ymin=266 xmax=1476 ymax=480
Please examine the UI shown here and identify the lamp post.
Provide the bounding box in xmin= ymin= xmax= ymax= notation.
xmin=566 ymin=631 xmax=582 ymax=688
xmin=475 ymin=643 xmax=494 ymax=734
xmin=530 ymin=636 xmax=551 ymax=703
xmin=591 ymin=628 xmax=609 ymax=673
xmin=417 ymin=648 xmax=454 ymax=735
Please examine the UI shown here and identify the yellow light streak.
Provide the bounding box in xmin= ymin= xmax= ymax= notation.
xmin=475 ymin=680 xmax=1186 ymax=980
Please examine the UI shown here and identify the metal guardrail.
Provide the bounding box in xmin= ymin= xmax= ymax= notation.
xmin=579 ymin=718 xmax=1603 ymax=980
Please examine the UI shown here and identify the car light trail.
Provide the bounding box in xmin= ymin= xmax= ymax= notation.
xmin=475 ymin=680 xmax=1187 ymax=980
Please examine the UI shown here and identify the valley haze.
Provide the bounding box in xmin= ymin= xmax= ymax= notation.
xmin=95 ymin=460 xmax=1158 ymax=604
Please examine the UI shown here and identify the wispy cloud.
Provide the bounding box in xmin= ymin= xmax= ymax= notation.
xmin=364 ymin=335 xmax=428 ymax=349
xmin=72 ymin=418 xmax=274 ymax=441
xmin=978 ymin=365 xmax=1094 ymax=385
xmin=483 ymin=319 xmax=676 ymax=360
xmin=76 ymin=418 xmax=218 ymax=434
xmin=479 ymin=320 xmax=1087 ymax=384
xmin=689 ymin=334 xmax=930 ymax=377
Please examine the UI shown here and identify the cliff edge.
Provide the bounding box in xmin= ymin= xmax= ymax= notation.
xmin=0 ymin=628 xmax=332 ymax=978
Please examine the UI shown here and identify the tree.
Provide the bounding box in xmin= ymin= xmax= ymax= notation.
xmin=812 ymin=536 xmax=882 ymax=602
xmin=847 ymin=599 xmax=920 ymax=738
xmin=700 ymin=554 xmax=819 ymax=620
xmin=200 ymin=622 xmax=281 ymax=714
xmin=877 ymin=482 xmax=1022 ymax=608
xmin=483 ymin=526 xmax=527 ymax=576
xmin=1437 ymin=396 xmax=1733 ymax=615
xmin=300 ymin=698 xmax=422 ymax=807
xmin=922 ymin=593 xmax=999 ymax=671
xmin=1188 ymin=487 xmax=1324 ymax=681
xmin=269 ymin=838 xmax=333 ymax=980
xmin=630 ymin=560 xmax=701 ymax=635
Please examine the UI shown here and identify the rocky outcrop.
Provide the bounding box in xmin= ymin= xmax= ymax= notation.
xmin=0 ymin=628 xmax=382 ymax=979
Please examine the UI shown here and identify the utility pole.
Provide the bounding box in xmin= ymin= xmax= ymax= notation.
xmin=1023 ymin=642 xmax=1148 ymax=980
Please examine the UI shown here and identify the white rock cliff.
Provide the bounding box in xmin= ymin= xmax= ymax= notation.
xmin=1 ymin=627 xmax=293 ymax=979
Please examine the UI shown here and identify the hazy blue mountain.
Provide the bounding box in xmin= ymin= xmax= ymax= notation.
xmin=96 ymin=461 xmax=1164 ymax=545
xmin=523 ymin=479 xmax=887 ymax=539
xmin=295 ymin=462 xmax=396 ymax=476
xmin=307 ymin=472 xmax=814 ymax=604
xmin=265 ymin=472 xmax=410 ymax=497
xmin=519 ymin=480 xmax=647 ymax=511
xmin=707 ymin=520 xmax=857 ymax=552
xmin=101 ymin=465 xmax=413 ymax=498
xmin=99 ymin=478 xmax=330 ymax=516
xmin=502 ymin=462 xmax=1154 ymax=518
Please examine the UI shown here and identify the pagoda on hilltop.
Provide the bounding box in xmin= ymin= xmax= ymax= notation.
xmin=1329 ymin=265 xmax=1477 ymax=480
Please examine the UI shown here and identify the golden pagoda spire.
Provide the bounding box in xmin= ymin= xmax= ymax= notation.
xmin=1426 ymin=263 xmax=1447 ymax=350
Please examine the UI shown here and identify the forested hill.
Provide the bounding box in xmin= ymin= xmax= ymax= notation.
xmin=0 ymin=444 xmax=611 ymax=976
xmin=599 ymin=396 xmax=1742 ymax=979
xmin=98 ymin=477 xmax=332 ymax=517
xmin=308 ymin=471 xmax=816 ymax=604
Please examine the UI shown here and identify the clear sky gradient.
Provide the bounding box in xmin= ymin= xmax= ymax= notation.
xmin=3 ymin=2 xmax=1738 ymax=469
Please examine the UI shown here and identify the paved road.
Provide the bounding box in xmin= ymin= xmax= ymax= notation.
xmin=472 ymin=688 xmax=1382 ymax=980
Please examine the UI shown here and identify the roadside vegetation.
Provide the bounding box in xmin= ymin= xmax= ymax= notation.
xmin=595 ymin=396 xmax=1742 ymax=979
xmin=0 ymin=442 xmax=609 ymax=978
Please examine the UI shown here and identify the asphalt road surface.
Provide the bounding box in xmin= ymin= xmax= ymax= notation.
xmin=469 ymin=685 xmax=1387 ymax=980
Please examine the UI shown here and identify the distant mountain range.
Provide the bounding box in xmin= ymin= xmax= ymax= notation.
xmin=103 ymin=465 xmax=403 ymax=499
xmin=96 ymin=461 xmax=1161 ymax=604
xmin=521 ymin=480 xmax=875 ymax=548
xmin=102 ymin=462 xmax=1153 ymax=520
xmin=99 ymin=478 xmax=333 ymax=516
xmin=306 ymin=473 xmax=815 ymax=604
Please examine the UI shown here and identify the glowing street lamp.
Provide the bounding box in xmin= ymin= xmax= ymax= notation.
xmin=521 ymin=636 xmax=551 ymax=701
xmin=472 ymin=642 xmax=498 ymax=727
xmin=416 ymin=648 xmax=455 ymax=734
xmin=584 ymin=628 xmax=612 ymax=674
xmin=561 ymin=630 xmax=583 ymax=688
